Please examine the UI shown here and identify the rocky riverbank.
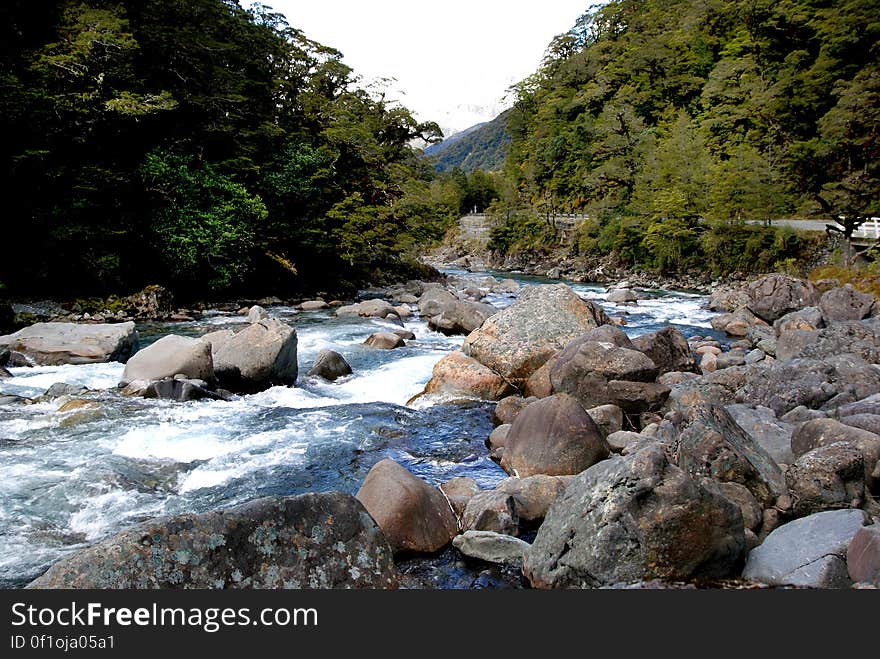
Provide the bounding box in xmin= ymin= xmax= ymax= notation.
xmin=4 ymin=271 xmax=880 ymax=589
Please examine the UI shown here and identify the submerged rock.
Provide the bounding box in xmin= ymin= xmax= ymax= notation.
xmin=28 ymin=493 xmax=399 ymax=589
xmin=0 ymin=321 xmax=139 ymax=366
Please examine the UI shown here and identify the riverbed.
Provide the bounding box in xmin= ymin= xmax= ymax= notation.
xmin=0 ymin=270 xmax=721 ymax=588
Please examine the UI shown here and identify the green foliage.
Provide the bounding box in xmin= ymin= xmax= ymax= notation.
xmin=488 ymin=213 xmax=558 ymax=255
xmin=142 ymin=151 xmax=266 ymax=293
xmin=641 ymin=219 xmax=702 ymax=272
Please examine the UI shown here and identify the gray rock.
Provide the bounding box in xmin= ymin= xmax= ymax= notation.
xmin=711 ymin=308 xmax=765 ymax=337
xmin=606 ymin=430 xmax=645 ymax=454
xmin=607 ymin=288 xmax=638 ymax=305
xmin=453 ymin=531 xmax=531 ymax=565
xmin=791 ymin=418 xmax=880 ymax=490
xmin=487 ymin=424 xmax=510 ymax=453
xmin=428 ymin=301 xmax=497 ymax=336
xmin=820 ymin=285 xmax=874 ymax=323
xmin=778 ymin=320 xmax=880 ymax=363
xmin=605 ymin=380 xmax=671 ymax=414
xmin=0 ymin=322 xmax=139 ymax=366
xmin=746 ymin=274 xmax=820 ymax=323
xmin=462 ymin=491 xmax=520 ymax=536
xmin=674 ymin=404 xmax=788 ymax=507
xmin=417 ymin=287 xmax=458 ymax=318
xmin=27 ymin=493 xmax=399 ymax=589
xmin=462 ymin=284 xmax=610 ymax=387
xmin=42 ymin=382 xmax=89 ymax=400
xmin=335 ymin=299 xmax=397 ymax=319
xmin=726 ymin=404 xmax=795 ymax=465
xmin=523 ymin=444 xmax=745 ymax=588
xmin=716 ymin=482 xmax=763 ymax=532
xmin=121 ymin=335 xmax=214 ymax=386
xmin=307 ymin=350 xmax=352 ymax=382
xmin=146 ymin=378 xmax=227 ymax=403
xmin=246 ymin=305 xmax=268 ymax=323
xmin=586 ymin=404 xmax=624 ymax=437
xmin=716 ymin=352 xmax=747 ymax=369
xmin=631 ymin=328 xmax=699 ymax=375
xmin=839 ymin=413 xmax=880 ymax=436
xmin=299 ymin=300 xmax=329 ymax=311
xmin=363 ymin=332 xmax=405 ymax=350
xmin=774 ymin=307 xmax=824 ymax=334
xmin=494 ymin=475 xmax=571 ymax=522
xmin=212 ymin=320 xmax=298 ymax=393
xmin=743 ymin=509 xmax=868 ymax=588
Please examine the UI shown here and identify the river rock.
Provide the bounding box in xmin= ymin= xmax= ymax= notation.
xmin=674 ymin=404 xmax=788 ymax=507
xmin=711 ymin=308 xmax=765 ymax=337
xmin=709 ymin=285 xmax=751 ymax=313
xmin=418 ymin=288 xmax=457 ymax=317
xmin=363 ymin=332 xmax=405 ymax=350
xmin=820 ymin=285 xmax=874 ymax=323
xmin=121 ymin=335 xmax=214 ymax=385
xmin=0 ymin=322 xmax=139 ymax=366
xmin=246 ymin=305 xmax=268 ymax=323
xmin=453 ymin=531 xmax=531 ymax=566
xmin=495 ymin=475 xmax=571 ymax=522
xmin=428 ymin=300 xmax=497 ymax=336
xmin=356 ymin=459 xmax=458 ymax=555
xmin=501 ymin=394 xmax=610 ymax=478
xmin=743 ymin=509 xmax=868 ymax=588
xmin=847 ymin=525 xmax=880 ymax=586
xmin=0 ymin=366 xmax=11 ymax=379
xmin=42 ymin=382 xmax=89 ymax=400
xmin=299 ymin=299 xmax=329 ymax=311
xmin=549 ymin=339 xmax=658 ymax=409
xmin=523 ymin=444 xmax=745 ymax=588
xmin=487 ymin=425 xmax=510 ymax=456
xmin=146 ymin=378 xmax=225 ymax=402
xmin=774 ymin=307 xmax=824 ymax=334
xmin=462 ymin=284 xmax=610 ymax=387
xmin=335 ymin=299 xmax=397 ymax=319
xmin=307 ymin=350 xmax=352 ymax=382
xmin=421 ymin=350 xmax=515 ymax=401
xmin=632 ymin=328 xmax=699 ymax=375
xmin=606 ymin=430 xmax=645 ymax=454
xmin=839 ymin=413 xmax=880 ymax=435
xmin=716 ymin=482 xmax=763 ymax=532
xmin=746 ymin=274 xmax=821 ymax=323
xmin=791 ymin=418 xmax=880 ymax=491
xmin=212 ymin=319 xmax=298 ymax=392
xmin=586 ymin=404 xmax=624 ymax=437
xmin=787 ymin=443 xmax=866 ymax=517
xmin=462 ymin=491 xmax=520 ymax=536
xmin=27 ymin=493 xmax=398 ymax=589
xmin=493 ymin=396 xmax=533 ymax=426
xmin=439 ymin=477 xmax=481 ymax=521
xmin=607 ymin=288 xmax=638 ymax=305
xmin=524 ymin=355 xmax=556 ymax=398
xmin=605 ymin=381 xmax=671 ymax=414
xmin=725 ymin=404 xmax=795 ymax=465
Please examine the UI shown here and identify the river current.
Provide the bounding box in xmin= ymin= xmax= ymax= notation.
xmin=0 ymin=270 xmax=720 ymax=588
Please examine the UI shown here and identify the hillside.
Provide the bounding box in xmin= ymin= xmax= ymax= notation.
xmin=425 ymin=110 xmax=511 ymax=172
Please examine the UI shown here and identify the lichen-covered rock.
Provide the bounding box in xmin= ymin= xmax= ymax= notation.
xmin=27 ymin=493 xmax=398 ymax=589
xmin=743 ymin=509 xmax=868 ymax=588
xmin=586 ymin=404 xmax=624 ymax=438
xmin=421 ymin=350 xmax=515 ymax=401
xmin=787 ymin=443 xmax=866 ymax=517
xmin=356 ymin=459 xmax=458 ymax=555
xmin=453 ymin=531 xmax=530 ymax=566
xmin=121 ymin=335 xmax=214 ymax=385
xmin=791 ymin=418 xmax=880 ymax=491
xmin=462 ymin=284 xmax=610 ymax=387
xmin=0 ymin=322 xmax=139 ymax=366
xmin=501 ymin=394 xmax=610 ymax=478
xmin=725 ymin=404 xmax=795 ymax=466
xmin=523 ymin=444 xmax=745 ymax=588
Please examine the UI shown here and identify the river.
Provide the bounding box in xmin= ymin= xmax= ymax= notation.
xmin=0 ymin=269 xmax=721 ymax=588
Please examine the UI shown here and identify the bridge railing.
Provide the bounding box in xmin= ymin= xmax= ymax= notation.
xmin=852 ymin=218 xmax=880 ymax=240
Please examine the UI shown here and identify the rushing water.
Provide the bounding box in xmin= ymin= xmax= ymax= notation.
xmin=0 ymin=271 xmax=721 ymax=588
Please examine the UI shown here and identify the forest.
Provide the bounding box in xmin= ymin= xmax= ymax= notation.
xmin=486 ymin=0 xmax=879 ymax=274
xmin=0 ymin=0 xmax=497 ymax=300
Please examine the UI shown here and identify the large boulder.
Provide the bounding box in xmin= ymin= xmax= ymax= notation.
xmin=363 ymin=333 xmax=405 ymax=350
xmin=335 ymin=299 xmax=397 ymax=319
xmin=523 ymin=444 xmax=745 ymax=588
xmin=674 ymin=405 xmax=788 ymax=508
xmin=632 ymin=328 xmax=699 ymax=375
xmin=494 ymin=475 xmax=571 ymax=522
xmin=742 ymin=509 xmax=868 ymax=588
xmin=307 ymin=350 xmax=352 ymax=382
xmin=462 ymin=491 xmax=520 ymax=536
xmin=421 ymin=351 xmax=515 ymax=401
xmin=462 ymin=284 xmax=610 ymax=387
xmin=549 ymin=338 xmax=658 ymax=410
xmin=27 ymin=493 xmax=398 ymax=589
xmin=819 ymin=285 xmax=874 ymax=323
xmin=501 ymin=394 xmax=610 ymax=478
xmin=791 ymin=418 xmax=880 ymax=491
xmin=786 ymin=443 xmax=866 ymax=517
xmin=0 ymin=322 xmax=139 ymax=366
xmin=418 ymin=287 xmax=458 ymax=318
xmin=428 ymin=301 xmax=497 ymax=336
xmin=746 ymin=274 xmax=820 ymax=323
xmin=711 ymin=308 xmax=766 ymax=337
xmin=355 ymin=459 xmax=458 ymax=555
xmin=777 ymin=319 xmax=880 ymax=363
xmin=121 ymin=335 xmax=214 ymax=385
xmin=774 ymin=307 xmax=824 ymax=334
xmin=212 ymin=319 xmax=298 ymax=393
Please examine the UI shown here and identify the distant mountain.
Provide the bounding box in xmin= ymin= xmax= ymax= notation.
xmin=424 ymin=110 xmax=511 ymax=173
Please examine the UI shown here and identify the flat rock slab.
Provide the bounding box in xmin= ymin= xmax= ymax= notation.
xmin=0 ymin=322 xmax=138 ymax=365
xmin=743 ymin=509 xmax=868 ymax=588
xmin=453 ymin=531 xmax=531 ymax=565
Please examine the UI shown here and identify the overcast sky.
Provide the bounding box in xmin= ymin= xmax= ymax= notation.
xmin=268 ymin=0 xmax=590 ymax=135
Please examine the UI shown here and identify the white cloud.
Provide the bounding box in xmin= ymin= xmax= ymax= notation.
xmin=266 ymin=0 xmax=589 ymax=134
